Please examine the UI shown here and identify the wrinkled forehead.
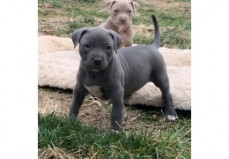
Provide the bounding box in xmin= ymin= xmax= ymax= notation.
xmin=112 ymin=1 xmax=133 ymax=11
xmin=80 ymin=28 xmax=113 ymax=44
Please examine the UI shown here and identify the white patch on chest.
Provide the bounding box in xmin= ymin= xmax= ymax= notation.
xmin=84 ymin=85 xmax=103 ymax=98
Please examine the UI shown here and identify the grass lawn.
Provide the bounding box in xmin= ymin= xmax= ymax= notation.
xmin=38 ymin=0 xmax=191 ymax=158
xmin=39 ymin=112 xmax=190 ymax=158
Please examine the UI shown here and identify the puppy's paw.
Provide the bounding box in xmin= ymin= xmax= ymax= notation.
xmin=68 ymin=111 xmax=78 ymax=118
xmin=110 ymin=129 xmax=120 ymax=134
xmin=165 ymin=109 xmax=178 ymax=121
xmin=166 ymin=115 xmax=178 ymax=121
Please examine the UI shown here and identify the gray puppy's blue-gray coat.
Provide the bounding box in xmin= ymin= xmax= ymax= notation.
xmin=69 ymin=15 xmax=178 ymax=130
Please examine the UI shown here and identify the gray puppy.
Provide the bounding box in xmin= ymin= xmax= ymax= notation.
xmin=69 ymin=15 xmax=178 ymax=130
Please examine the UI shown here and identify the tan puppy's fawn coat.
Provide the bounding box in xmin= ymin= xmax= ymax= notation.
xmin=100 ymin=0 xmax=139 ymax=48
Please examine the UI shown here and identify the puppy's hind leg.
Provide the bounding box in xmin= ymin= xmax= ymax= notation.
xmin=152 ymin=73 xmax=178 ymax=121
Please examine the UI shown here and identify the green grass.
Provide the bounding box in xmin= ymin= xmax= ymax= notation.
xmin=177 ymin=0 xmax=191 ymax=2
xmin=38 ymin=0 xmax=191 ymax=49
xmin=132 ymin=4 xmax=191 ymax=49
xmin=133 ymin=34 xmax=153 ymax=45
xmin=39 ymin=113 xmax=191 ymax=158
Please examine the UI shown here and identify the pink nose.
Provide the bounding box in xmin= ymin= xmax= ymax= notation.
xmin=120 ymin=18 xmax=127 ymax=23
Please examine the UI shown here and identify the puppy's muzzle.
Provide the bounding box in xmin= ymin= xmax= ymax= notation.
xmin=120 ymin=17 xmax=127 ymax=24
xmin=93 ymin=58 xmax=102 ymax=66
xmin=85 ymin=57 xmax=106 ymax=72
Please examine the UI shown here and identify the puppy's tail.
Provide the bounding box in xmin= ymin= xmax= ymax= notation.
xmin=152 ymin=15 xmax=160 ymax=49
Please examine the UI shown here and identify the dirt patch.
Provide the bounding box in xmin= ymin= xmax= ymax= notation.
xmin=38 ymin=87 xmax=71 ymax=115
xmin=38 ymin=88 xmax=129 ymax=130
xmin=38 ymin=87 xmax=113 ymax=130
xmin=39 ymin=145 xmax=76 ymax=159
xmin=38 ymin=87 xmax=172 ymax=131
xmin=38 ymin=16 xmax=70 ymax=36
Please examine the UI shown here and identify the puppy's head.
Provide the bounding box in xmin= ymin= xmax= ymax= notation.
xmin=107 ymin=0 xmax=139 ymax=26
xmin=72 ymin=27 xmax=121 ymax=72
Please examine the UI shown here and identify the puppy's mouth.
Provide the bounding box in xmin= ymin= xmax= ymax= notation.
xmin=89 ymin=68 xmax=101 ymax=72
xmin=84 ymin=63 xmax=107 ymax=73
xmin=83 ymin=57 xmax=109 ymax=72
xmin=87 ymin=67 xmax=105 ymax=72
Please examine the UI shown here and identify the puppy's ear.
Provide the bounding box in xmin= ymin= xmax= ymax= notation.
xmin=72 ymin=28 xmax=88 ymax=48
xmin=106 ymin=0 xmax=116 ymax=13
xmin=130 ymin=1 xmax=139 ymax=13
xmin=108 ymin=29 xmax=121 ymax=53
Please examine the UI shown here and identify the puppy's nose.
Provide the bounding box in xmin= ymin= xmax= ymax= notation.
xmin=120 ymin=18 xmax=127 ymax=23
xmin=94 ymin=58 xmax=102 ymax=65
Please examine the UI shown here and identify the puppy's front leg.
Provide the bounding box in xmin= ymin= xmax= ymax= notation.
xmin=125 ymin=38 xmax=133 ymax=47
xmin=120 ymin=31 xmax=133 ymax=47
xmin=109 ymin=87 xmax=124 ymax=130
xmin=69 ymin=84 xmax=88 ymax=117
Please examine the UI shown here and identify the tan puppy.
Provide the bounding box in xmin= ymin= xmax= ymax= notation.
xmin=101 ymin=0 xmax=139 ymax=48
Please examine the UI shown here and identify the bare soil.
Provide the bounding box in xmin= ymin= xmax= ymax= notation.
xmin=38 ymin=87 xmax=176 ymax=131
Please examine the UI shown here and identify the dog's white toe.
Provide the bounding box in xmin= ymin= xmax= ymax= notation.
xmin=111 ymin=129 xmax=120 ymax=133
xmin=166 ymin=115 xmax=178 ymax=121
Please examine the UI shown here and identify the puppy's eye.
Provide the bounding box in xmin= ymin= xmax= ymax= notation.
xmin=127 ymin=10 xmax=132 ymax=13
xmin=84 ymin=43 xmax=91 ymax=49
xmin=114 ymin=9 xmax=119 ymax=13
xmin=106 ymin=44 xmax=112 ymax=50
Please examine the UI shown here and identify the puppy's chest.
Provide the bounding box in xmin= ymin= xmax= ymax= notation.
xmin=84 ymin=85 xmax=108 ymax=99
xmin=118 ymin=26 xmax=128 ymax=33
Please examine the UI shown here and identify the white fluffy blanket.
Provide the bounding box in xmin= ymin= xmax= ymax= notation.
xmin=38 ymin=36 xmax=191 ymax=110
